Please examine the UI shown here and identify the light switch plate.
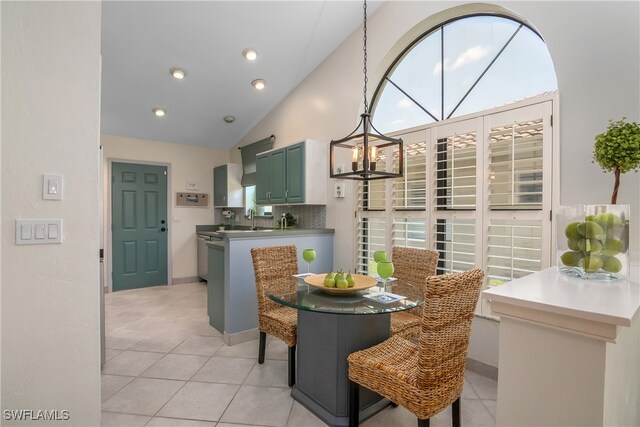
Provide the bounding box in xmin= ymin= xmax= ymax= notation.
xmin=43 ymin=174 xmax=63 ymax=200
xmin=16 ymin=219 xmax=63 ymax=244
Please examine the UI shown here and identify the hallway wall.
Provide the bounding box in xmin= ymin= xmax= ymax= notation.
xmin=1 ymin=2 xmax=102 ymax=425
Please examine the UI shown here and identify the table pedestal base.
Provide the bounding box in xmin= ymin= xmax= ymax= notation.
xmin=294 ymin=310 xmax=391 ymax=427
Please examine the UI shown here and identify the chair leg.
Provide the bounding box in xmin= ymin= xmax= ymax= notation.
xmin=258 ymin=332 xmax=266 ymax=364
xmin=348 ymin=380 xmax=360 ymax=427
xmin=452 ymin=397 xmax=460 ymax=427
xmin=389 ymin=401 xmax=398 ymax=407
xmin=288 ymin=345 xmax=296 ymax=388
xmin=417 ymin=419 xmax=430 ymax=427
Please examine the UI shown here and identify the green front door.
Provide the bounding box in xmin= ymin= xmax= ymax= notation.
xmin=112 ymin=162 xmax=168 ymax=291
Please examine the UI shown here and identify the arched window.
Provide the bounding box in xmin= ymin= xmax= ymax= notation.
xmin=371 ymin=15 xmax=557 ymax=133
xmin=357 ymin=13 xmax=558 ymax=317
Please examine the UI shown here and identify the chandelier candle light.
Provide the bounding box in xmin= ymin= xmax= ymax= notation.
xmin=330 ymin=0 xmax=403 ymax=181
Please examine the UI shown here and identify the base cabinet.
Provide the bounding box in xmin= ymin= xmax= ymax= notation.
xmin=207 ymin=243 xmax=225 ymax=333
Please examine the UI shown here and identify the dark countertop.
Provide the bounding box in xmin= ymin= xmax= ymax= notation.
xmin=204 ymin=228 xmax=334 ymax=243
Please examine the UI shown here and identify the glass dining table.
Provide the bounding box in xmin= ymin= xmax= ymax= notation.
xmin=269 ymin=275 xmax=423 ymax=427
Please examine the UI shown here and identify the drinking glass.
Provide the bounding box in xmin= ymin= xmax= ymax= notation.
xmin=302 ymin=249 xmax=317 ymax=274
xmin=377 ymin=261 xmax=394 ymax=293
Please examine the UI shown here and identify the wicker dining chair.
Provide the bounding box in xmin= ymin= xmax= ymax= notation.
xmin=390 ymin=246 xmax=439 ymax=339
xmin=348 ymin=268 xmax=485 ymax=427
xmin=250 ymin=245 xmax=299 ymax=387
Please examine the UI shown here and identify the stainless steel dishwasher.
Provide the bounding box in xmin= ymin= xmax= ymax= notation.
xmin=197 ymin=233 xmax=221 ymax=281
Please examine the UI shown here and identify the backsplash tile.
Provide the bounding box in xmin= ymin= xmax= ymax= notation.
xmin=214 ymin=205 xmax=326 ymax=229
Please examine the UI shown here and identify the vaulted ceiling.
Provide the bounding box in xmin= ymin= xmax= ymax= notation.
xmin=101 ymin=1 xmax=382 ymax=149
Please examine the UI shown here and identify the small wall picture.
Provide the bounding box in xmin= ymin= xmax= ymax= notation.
xmin=186 ymin=181 xmax=199 ymax=191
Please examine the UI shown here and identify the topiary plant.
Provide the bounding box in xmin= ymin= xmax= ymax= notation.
xmin=593 ymin=118 xmax=640 ymax=204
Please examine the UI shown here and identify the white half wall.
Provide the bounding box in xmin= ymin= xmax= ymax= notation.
xmin=231 ymin=1 xmax=640 ymax=368
xmin=101 ymin=134 xmax=230 ymax=283
xmin=1 ymin=2 xmax=102 ymax=425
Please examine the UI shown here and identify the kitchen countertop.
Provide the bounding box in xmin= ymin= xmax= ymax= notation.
xmin=204 ymin=228 xmax=334 ymax=242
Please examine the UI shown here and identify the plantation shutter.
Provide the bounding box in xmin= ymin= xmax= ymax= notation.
xmin=393 ymin=131 xmax=427 ymax=210
xmin=489 ymin=119 xmax=544 ymax=209
xmin=484 ymin=102 xmax=552 ymax=291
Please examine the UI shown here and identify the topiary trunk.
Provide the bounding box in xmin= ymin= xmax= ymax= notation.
xmin=611 ymin=166 xmax=620 ymax=204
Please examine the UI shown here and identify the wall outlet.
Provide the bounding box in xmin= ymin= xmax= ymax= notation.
xmin=334 ymin=182 xmax=345 ymax=198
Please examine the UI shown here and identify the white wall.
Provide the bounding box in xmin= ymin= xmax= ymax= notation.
xmin=1 ymin=2 xmax=102 ymax=425
xmin=101 ymin=134 xmax=229 ymax=283
xmin=231 ymin=1 xmax=640 ymax=367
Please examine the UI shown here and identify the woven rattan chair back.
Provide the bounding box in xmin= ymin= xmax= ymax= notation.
xmin=251 ymin=245 xmax=299 ymax=315
xmin=417 ymin=268 xmax=484 ymax=396
xmin=391 ymin=246 xmax=439 ymax=305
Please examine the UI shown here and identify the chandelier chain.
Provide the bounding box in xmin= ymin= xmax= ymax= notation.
xmin=362 ymin=0 xmax=368 ymax=114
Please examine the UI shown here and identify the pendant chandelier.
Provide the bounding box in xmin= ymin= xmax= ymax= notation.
xmin=329 ymin=0 xmax=403 ymax=181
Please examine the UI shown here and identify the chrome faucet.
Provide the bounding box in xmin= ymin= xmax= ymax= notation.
xmin=280 ymin=213 xmax=287 ymax=230
xmin=248 ymin=208 xmax=257 ymax=230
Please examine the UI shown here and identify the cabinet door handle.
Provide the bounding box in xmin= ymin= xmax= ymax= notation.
xmin=223 ymin=195 xmax=226 ymax=201
xmin=285 ymin=189 xmax=288 ymax=200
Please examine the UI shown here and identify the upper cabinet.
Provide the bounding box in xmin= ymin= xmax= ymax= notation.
xmin=256 ymin=139 xmax=326 ymax=205
xmin=213 ymin=164 xmax=243 ymax=208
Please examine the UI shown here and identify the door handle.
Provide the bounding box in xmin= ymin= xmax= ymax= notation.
xmin=285 ymin=189 xmax=288 ymax=199
xmin=160 ymin=227 xmax=167 ymax=232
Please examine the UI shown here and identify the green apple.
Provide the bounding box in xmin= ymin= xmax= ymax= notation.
xmin=594 ymin=212 xmax=622 ymax=229
xmin=577 ymin=221 xmax=605 ymax=240
xmin=601 ymin=239 xmax=624 ymax=256
xmin=580 ymin=255 xmax=603 ymax=273
xmin=560 ymin=251 xmax=583 ymax=267
xmin=567 ymin=239 xmax=580 ymax=251
xmin=565 ymin=222 xmax=582 ymax=241
xmin=602 ymin=256 xmax=622 ymax=273
xmin=577 ymin=238 xmax=603 ymax=255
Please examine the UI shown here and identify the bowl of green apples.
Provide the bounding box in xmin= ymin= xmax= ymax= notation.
xmin=557 ymin=205 xmax=630 ymax=280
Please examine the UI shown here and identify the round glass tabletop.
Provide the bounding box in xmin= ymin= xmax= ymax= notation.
xmin=268 ymin=275 xmax=423 ymax=315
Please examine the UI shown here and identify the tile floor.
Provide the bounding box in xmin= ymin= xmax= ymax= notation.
xmin=103 ymin=282 xmax=497 ymax=427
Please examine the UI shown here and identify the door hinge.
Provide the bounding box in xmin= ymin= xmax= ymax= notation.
xmin=549 ymin=210 xmax=553 ymax=221
xmin=550 ymin=115 xmax=553 ymax=127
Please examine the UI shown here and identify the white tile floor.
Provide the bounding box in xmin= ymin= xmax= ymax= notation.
xmin=103 ymin=282 xmax=497 ymax=427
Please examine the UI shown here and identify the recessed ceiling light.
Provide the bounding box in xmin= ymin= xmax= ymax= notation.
xmin=170 ymin=67 xmax=187 ymax=79
xmin=223 ymin=115 xmax=236 ymax=124
xmin=251 ymin=79 xmax=266 ymax=90
xmin=242 ymin=48 xmax=257 ymax=61
xmin=152 ymin=108 xmax=166 ymax=117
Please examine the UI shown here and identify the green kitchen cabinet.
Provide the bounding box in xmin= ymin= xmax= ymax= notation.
xmin=255 ymin=140 xmax=324 ymax=205
xmin=255 ymin=154 xmax=271 ymax=205
xmin=285 ymin=143 xmax=305 ymax=203
xmin=268 ymin=148 xmax=287 ymax=204
xmin=213 ymin=164 xmax=243 ymax=207
xmin=256 ymin=147 xmax=287 ymax=204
